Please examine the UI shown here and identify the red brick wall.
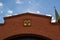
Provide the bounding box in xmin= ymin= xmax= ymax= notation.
xmin=0 ymin=13 xmax=59 ymax=40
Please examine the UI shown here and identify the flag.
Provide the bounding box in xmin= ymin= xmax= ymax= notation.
xmin=55 ymin=7 xmax=60 ymax=22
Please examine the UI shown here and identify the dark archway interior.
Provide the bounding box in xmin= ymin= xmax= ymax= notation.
xmin=4 ymin=34 xmax=51 ymax=40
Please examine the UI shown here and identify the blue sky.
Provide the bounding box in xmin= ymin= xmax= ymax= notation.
xmin=0 ymin=0 xmax=60 ymax=23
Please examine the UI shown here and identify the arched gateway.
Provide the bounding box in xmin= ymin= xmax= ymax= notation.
xmin=4 ymin=34 xmax=51 ymax=40
xmin=0 ymin=13 xmax=59 ymax=40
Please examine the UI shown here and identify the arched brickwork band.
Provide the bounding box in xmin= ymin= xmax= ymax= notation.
xmin=4 ymin=34 xmax=52 ymax=40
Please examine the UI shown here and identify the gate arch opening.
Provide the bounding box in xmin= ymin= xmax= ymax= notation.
xmin=4 ymin=34 xmax=51 ymax=40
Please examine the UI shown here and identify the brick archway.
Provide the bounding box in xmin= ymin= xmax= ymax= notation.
xmin=4 ymin=34 xmax=51 ymax=40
